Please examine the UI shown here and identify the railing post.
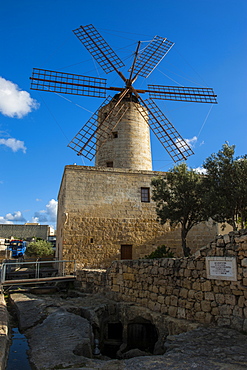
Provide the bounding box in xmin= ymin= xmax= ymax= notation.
xmin=35 ymin=261 xmax=38 ymax=278
xmin=1 ymin=263 xmax=6 ymax=284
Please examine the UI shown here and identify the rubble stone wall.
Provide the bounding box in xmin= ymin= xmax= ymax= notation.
xmin=76 ymin=230 xmax=247 ymax=331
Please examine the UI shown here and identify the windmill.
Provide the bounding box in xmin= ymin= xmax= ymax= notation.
xmin=30 ymin=24 xmax=217 ymax=166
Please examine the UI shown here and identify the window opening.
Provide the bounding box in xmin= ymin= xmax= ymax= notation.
xmin=141 ymin=187 xmax=150 ymax=202
xmin=106 ymin=161 xmax=113 ymax=167
xmin=112 ymin=131 xmax=118 ymax=138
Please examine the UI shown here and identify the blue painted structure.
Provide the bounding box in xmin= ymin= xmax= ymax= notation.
xmin=8 ymin=240 xmax=27 ymax=258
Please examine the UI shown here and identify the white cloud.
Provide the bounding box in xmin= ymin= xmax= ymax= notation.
xmin=46 ymin=199 xmax=58 ymax=222
xmin=32 ymin=209 xmax=48 ymax=223
xmin=0 ymin=76 xmax=39 ymax=118
xmin=0 ymin=217 xmax=13 ymax=224
xmin=31 ymin=199 xmax=58 ymax=224
xmin=175 ymin=136 xmax=198 ymax=152
xmin=5 ymin=211 xmax=26 ymax=222
xmin=193 ymin=167 xmax=207 ymax=175
xmin=0 ymin=199 xmax=58 ymax=226
xmin=185 ymin=136 xmax=198 ymax=147
xmin=0 ymin=211 xmax=27 ymax=224
xmin=0 ymin=138 xmax=27 ymax=153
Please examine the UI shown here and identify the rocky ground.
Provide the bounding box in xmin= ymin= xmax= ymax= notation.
xmin=7 ymin=289 xmax=247 ymax=370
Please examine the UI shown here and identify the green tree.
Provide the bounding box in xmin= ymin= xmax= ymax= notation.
xmin=151 ymin=163 xmax=207 ymax=257
xmin=203 ymin=143 xmax=247 ymax=230
xmin=26 ymin=240 xmax=54 ymax=257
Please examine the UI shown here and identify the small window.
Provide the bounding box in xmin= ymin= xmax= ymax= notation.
xmin=90 ymin=238 xmax=93 ymax=243
xmin=141 ymin=187 xmax=150 ymax=202
xmin=106 ymin=161 xmax=113 ymax=167
xmin=112 ymin=131 xmax=118 ymax=138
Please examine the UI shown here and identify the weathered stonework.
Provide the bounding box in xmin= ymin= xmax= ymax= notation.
xmin=57 ymin=165 xmax=218 ymax=268
xmin=96 ymin=100 xmax=152 ymax=170
xmin=76 ymin=229 xmax=247 ymax=331
xmin=0 ymin=224 xmax=51 ymax=240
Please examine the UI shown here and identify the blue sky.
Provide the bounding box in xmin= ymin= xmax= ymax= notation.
xmin=0 ymin=0 xmax=246 ymax=228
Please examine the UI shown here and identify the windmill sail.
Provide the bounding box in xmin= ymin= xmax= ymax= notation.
xmin=147 ymin=85 xmax=217 ymax=103
xmin=73 ymin=24 xmax=125 ymax=76
xmin=30 ymin=68 xmax=107 ymax=98
xmin=30 ymin=24 xmax=217 ymax=164
xmin=131 ymin=36 xmax=174 ymax=79
xmin=68 ymin=95 xmax=129 ymax=159
xmin=135 ymin=98 xmax=194 ymax=162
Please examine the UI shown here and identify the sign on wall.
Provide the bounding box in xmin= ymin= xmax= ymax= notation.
xmin=206 ymin=257 xmax=237 ymax=281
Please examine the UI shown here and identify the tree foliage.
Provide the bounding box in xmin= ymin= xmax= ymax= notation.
xmin=203 ymin=143 xmax=247 ymax=230
xmin=26 ymin=239 xmax=54 ymax=257
xmin=151 ymin=163 xmax=207 ymax=257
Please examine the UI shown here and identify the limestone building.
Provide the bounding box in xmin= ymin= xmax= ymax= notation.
xmin=56 ymin=96 xmax=217 ymax=268
xmin=0 ymin=223 xmax=53 ymax=241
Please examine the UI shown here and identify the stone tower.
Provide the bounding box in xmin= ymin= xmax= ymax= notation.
xmin=95 ymin=95 xmax=152 ymax=171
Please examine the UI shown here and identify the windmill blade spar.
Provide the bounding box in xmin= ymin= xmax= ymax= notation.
xmin=30 ymin=68 xmax=107 ymax=98
xmin=147 ymin=85 xmax=217 ymax=103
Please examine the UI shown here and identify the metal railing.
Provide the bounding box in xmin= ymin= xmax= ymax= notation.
xmin=0 ymin=259 xmax=76 ymax=284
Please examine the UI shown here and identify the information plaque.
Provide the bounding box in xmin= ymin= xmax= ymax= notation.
xmin=205 ymin=257 xmax=237 ymax=281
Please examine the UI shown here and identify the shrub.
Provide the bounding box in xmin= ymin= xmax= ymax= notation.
xmin=26 ymin=240 xmax=54 ymax=257
xmin=145 ymin=245 xmax=174 ymax=259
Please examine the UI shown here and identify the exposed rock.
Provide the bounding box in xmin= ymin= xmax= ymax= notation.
xmin=122 ymin=348 xmax=150 ymax=359
xmin=9 ymin=293 xmax=47 ymax=331
xmin=7 ymin=291 xmax=247 ymax=369
xmin=27 ymin=308 xmax=93 ymax=369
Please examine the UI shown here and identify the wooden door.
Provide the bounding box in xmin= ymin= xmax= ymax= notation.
xmin=121 ymin=245 xmax=132 ymax=260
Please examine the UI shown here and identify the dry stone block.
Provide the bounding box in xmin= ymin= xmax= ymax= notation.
xmin=168 ymin=306 xmax=177 ymax=317
xmin=195 ymin=311 xmax=206 ymax=322
xmin=177 ymin=307 xmax=186 ymax=319
xmin=204 ymin=291 xmax=214 ymax=301
xmin=201 ymin=300 xmax=211 ymax=312
xmin=201 ymin=280 xmax=212 ymax=292
xmin=215 ymin=294 xmax=225 ymax=304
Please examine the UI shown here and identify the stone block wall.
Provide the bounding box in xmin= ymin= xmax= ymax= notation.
xmin=0 ymin=224 xmax=50 ymax=240
xmin=76 ymin=230 xmax=247 ymax=331
xmin=96 ymin=101 xmax=152 ymax=170
xmin=57 ymin=165 xmax=218 ymax=267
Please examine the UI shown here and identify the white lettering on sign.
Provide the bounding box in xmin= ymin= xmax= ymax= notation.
xmin=206 ymin=257 xmax=237 ymax=281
